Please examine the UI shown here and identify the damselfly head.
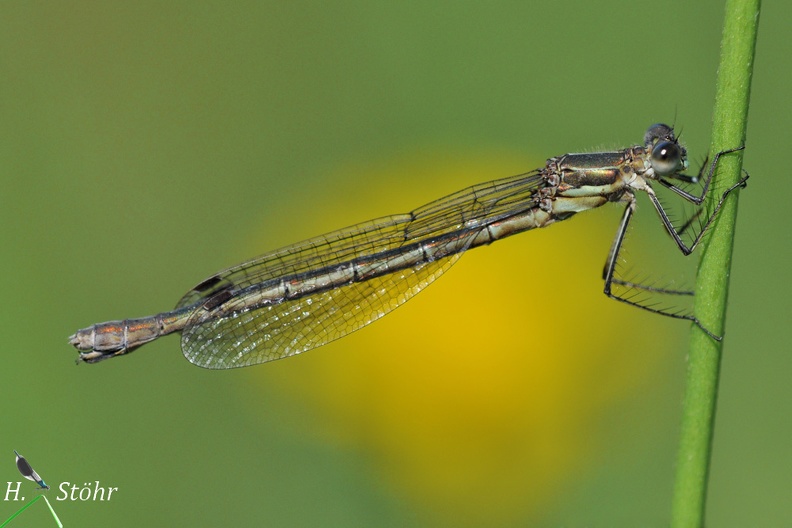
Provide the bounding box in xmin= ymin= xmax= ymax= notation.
xmin=645 ymin=123 xmax=688 ymax=176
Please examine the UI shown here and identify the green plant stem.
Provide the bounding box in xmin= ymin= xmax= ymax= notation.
xmin=670 ymin=1 xmax=760 ymax=527
xmin=0 ymin=496 xmax=41 ymax=527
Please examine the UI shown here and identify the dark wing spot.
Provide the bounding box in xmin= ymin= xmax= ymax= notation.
xmin=193 ymin=274 xmax=223 ymax=292
xmin=202 ymin=287 xmax=234 ymax=311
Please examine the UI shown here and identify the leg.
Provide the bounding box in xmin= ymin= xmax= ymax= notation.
xmin=602 ymin=195 xmax=723 ymax=340
xmin=657 ymin=146 xmax=746 ymax=205
xmin=646 ymin=170 xmax=748 ymax=256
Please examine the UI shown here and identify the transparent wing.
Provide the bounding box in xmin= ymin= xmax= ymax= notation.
xmin=181 ymin=250 xmax=463 ymax=368
xmin=176 ymin=170 xmax=544 ymax=308
xmin=177 ymin=170 xmax=546 ymax=369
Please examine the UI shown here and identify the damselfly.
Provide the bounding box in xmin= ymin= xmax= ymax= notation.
xmin=70 ymin=124 xmax=747 ymax=369
xmin=14 ymin=450 xmax=49 ymax=490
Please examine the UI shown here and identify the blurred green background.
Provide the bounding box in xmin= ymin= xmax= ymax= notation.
xmin=1 ymin=1 xmax=787 ymax=526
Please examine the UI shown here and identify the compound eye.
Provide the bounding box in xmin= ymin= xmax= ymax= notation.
xmin=651 ymin=140 xmax=682 ymax=175
xmin=644 ymin=123 xmax=674 ymax=145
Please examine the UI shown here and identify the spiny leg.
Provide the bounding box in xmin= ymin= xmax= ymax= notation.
xmin=601 ymin=194 xmax=722 ymax=340
xmin=658 ymin=146 xmax=745 ymax=205
xmin=646 ymin=144 xmax=748 ymax=256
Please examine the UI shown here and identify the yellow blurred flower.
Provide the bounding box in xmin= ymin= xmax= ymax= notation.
xmin=253 ymin=150 xmax=677 ymax=525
